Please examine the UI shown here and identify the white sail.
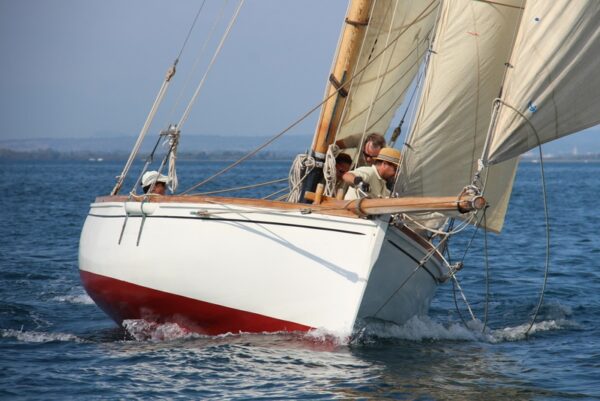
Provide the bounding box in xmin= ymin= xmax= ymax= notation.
xmin=485 ymin=0 xmax=600 ymax=165
xmin=335 ymin=0 xmax=440 ymax=143
xmin=398 ymin=0 xmax=524 ymax=232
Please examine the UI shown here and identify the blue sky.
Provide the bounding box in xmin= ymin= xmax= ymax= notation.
xmin=0 ymin=0 xmax=598 ymax=154
xmin=0 ymin=0 xmax=347 ymax=140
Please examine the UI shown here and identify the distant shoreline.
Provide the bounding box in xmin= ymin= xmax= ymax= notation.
xmin=0 ymin=148 xmax=297 ymax=162
xmin=2 ymin=147 xmax=600 ymax=163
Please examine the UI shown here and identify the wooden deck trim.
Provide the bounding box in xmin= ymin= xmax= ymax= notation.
xmin=94 ymin=195 xmax=359 ymax=218
xmin=94 ymin=193 xmax=484 ymax=220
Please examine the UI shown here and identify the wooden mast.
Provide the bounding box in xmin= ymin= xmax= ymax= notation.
xmin=312 ymin=0 xmax=372 ymax=155
xmin=300 ymin=0 xmax=372 ymax=200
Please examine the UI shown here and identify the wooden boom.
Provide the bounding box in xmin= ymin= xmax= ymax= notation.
xmin=330 ymin=195 xmax=486 ymax=216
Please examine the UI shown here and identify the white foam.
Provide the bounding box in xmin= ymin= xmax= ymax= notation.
xmin=353 ymin=316 xmax=483 ymax=343
xmin=304 ymin=328 xmax=352 ymax=346
xmin=122 ymin=319 xmax=199 ymax=341
xmin=52 ymin=294 xmax=95 ymax=305
xmin=1 ymin=329 xmax=83 ymax=343
xmin=488 ymin=319 xmax=571 ymax=343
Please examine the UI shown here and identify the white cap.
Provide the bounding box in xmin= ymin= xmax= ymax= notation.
xmin=141 ymin=171 xmax=169 ymax=187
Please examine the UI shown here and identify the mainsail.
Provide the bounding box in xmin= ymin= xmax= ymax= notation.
xmin=397 ymin=0 xmax=524 ymax=232
xmin=484 ymin=0 xmax=600 ymax=164
xmin=333 ymin=0 xmax=439 ymax=143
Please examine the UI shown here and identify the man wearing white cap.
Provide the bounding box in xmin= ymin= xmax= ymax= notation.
xmin=342 ymin=147 xmax=401 ymax=200
xmin=141 ymin=171 xmax=170 ymax=195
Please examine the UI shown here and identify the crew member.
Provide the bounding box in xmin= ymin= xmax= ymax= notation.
xmin=141 ymin=171 xmax=169 ymax=195
xmin=342 ymin=147 xmax=401 ymax=200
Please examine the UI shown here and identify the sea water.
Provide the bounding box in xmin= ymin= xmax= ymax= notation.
xmin=1 ymin=160 xmax=599 ymax=400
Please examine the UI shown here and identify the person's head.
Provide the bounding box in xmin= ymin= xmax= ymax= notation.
xmin=335 ymin=153 xmax=352 ymax=180
xmin=374 ymin=147 xmax=401 ymax=180
xmin=362 ymin=133 xmax=386 ymax=165
xmin=141 ymin=171 xmax=169 ymax=195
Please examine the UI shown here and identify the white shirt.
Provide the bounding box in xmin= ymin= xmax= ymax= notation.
xmin=344 ymin=165 xmax=390 ymax=200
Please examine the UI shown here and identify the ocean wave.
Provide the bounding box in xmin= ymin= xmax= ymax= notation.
xmin=1 ymin=328 xmax=83 ymax=343
xmin=488 ymin=319 xmax=574 ymax=343
xmin=348 ymin=313 xmax=575 ymax=345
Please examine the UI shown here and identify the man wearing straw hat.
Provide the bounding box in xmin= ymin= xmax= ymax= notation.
xmin=342 ymin=147 xmax=401 ymax=200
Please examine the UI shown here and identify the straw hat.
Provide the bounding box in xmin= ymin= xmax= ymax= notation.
xmin=375 ymin=147 xmax=401 ymax=166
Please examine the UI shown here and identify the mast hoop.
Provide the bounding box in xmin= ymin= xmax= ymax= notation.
xmin=345 ymin=17 xmax=370 ymax=27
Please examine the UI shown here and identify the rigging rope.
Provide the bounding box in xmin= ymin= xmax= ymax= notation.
xmin=111 ymin=1 xmax=207 ymax=196
xmin=193 ymin=178 xmax=287 ymax=196
xmin=168 ymin=0 xmax=230 ymax=123
xmin=176 ymin=0 xmax=207 ymax=63
xmin=352 ymin=0 xmax=398 ymax=169
xmin=263 ymin=186 xmax=290 ymax=200
xmin=111 ymin=68 xmax=175 ymax=196
xmin=287 ymin=154 xmax=316 ymax=203
xmin=389 ymin=60 xmax=426 ymax=148
xmin=323 ymin=144 xmax=339 ymax=197
xmin=482 ymin=209 xmax=490 ymax=332
xmin=373 ymin=232 xmax=450 ymax=318
xmin=476 ymin=99 xmax=551 ymax=337
xmin=176 ymin=0 xmax=245 ymax=133
xmin=525 ymin=142 xmax=551 ymax=338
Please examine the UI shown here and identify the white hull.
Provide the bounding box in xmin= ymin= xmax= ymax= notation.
xmin=79 ymin=198 xmax=447 ymax=335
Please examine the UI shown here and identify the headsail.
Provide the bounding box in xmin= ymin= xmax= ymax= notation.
xmin=397 ymin=0 xmax=524 ymax=232
xmin=484 ymin=1 xmax=600 ymax=165
xmin=334 ymin=0 xmax=440 ymax=144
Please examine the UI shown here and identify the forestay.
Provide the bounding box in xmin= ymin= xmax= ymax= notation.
xmin=484 ymin=0 xmax=600 ymax=165
xmin=334 ymin=0 xmax=439 ymax=144
xmin=397 ymin=0 xmax=524 ymax=232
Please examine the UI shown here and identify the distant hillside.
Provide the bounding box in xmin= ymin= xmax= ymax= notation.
xmin=0 ymin=134 xmax=312 ymax=154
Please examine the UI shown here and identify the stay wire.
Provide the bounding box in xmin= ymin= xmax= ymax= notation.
xmin=175 ymin=0 xmax=207 ymax=63
xmin=168 ymin=0 xmax=230 ymax=123
xmin=445 ymin=219 xmax=471 ymax=327
xmin=448 ymin=208 xmax=487 ymax=328
xmin=373 ymin=233 xmax=450 ymax=318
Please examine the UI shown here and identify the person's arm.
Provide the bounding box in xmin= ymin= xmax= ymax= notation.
xmin=342 ymin=172 xmax=357 ymax=186
xmin=342 ymin=171 xmax=370 ymax=192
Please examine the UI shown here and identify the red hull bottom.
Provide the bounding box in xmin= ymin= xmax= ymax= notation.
xmin=80 ymin=270 xmax=312 ymax=335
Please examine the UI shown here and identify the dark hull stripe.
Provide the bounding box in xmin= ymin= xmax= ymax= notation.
xmin=387 ymin=240 xmax=438 ymax=284
xmin=88 ymin=213 xmax=366 ymax=236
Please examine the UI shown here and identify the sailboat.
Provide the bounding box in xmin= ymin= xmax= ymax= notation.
xmin=79 ymin=0 xmax=600 ymax=336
